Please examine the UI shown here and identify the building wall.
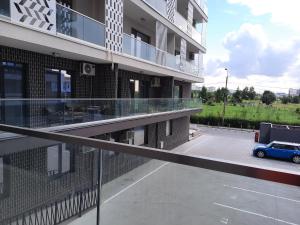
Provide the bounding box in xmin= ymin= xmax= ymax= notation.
xmin=158 ymin=116 xmax=190 ymax=150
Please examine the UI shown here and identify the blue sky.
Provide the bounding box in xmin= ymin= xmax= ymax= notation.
xmin=203 ymin=0 xmax=300 ymax=93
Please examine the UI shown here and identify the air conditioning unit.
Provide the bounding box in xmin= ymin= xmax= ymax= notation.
xmin=151 ymin=78 xmax=161 ymax=87
xmin=81 ymin=63 xmax=96 ymax=76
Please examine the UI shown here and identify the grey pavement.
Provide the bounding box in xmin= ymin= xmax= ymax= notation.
xmin=68 ymin=126 xmax=300 ymax=225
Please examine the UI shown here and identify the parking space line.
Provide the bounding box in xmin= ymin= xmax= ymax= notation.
xmin=224 ymin=185 xmax=300 ymax=203
xmin=214 ymin=203 xmax=299 ymax=225
xmin=103 ymin=143 xmax=198 ymax=205
xmin=103 ymin=162 xmax=169 ymax=204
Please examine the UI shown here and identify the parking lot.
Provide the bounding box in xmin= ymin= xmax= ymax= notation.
xmin=183 ymin=125 xmax=300 ymax=173
xmin=70 ymin=126 xmax=300 ymax=225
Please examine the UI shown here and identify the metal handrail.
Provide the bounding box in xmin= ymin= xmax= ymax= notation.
xmin=0 ymin=124 xmax=299 ymax=187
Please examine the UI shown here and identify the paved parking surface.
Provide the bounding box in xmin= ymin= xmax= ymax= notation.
xmin=69 ymin=126 xmax=300 ymax=225
xmin=182 ymin=125 xmax=300 ymax=173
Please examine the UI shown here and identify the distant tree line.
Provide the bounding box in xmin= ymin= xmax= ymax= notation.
xmin=281 ymin=95 xmax=300 ymax=104
xmin=192 ymin=86 xmax=299 ymax=106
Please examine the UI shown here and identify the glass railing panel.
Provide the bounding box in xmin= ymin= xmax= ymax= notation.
xmin=83 ymin=17 xmax=105 ymax=46
xmin=56 ymin=4 xmax=105 ymax=47
xmin=0 ymin=0 xmax=10 ymax=17
xmin=98 ymin=160 xmax=300 ymax=225
xmin=174 ymin=11 xmax=188 ymax=33
xmin=143 ymin=0 xmax=167 ymax=17
xmin=194 ymin=0 xmax=208 ymax=15
xmin=192 ymin=26 xmax=202 ymax=45
xmin=0 ymin=99 xmax=202 ymax=128
xmin=0 ymin=133 xmax=100 ymax=225
xmin=0 ymin=125 xmax=299 ymax=225
xmin=123 ymin=34 xmax=202 ymax=75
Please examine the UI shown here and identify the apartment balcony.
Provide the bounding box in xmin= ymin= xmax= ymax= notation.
xmin=194 ymin=0 xmax=208 ymax=15
xmin=56 ymin=4 xmax=106 ymax=47
xmin=0 ymin=123 xmax=299 ymax=225
xmin=0 ymin=98 xmax=202 ymax=130
xmin=0 ymin=2 xmax=204 ymax=81
xmin=123 ymin=34 xmax=202 ymax=77
xmin=142 ymin=0 xmax=207 ymax=48
xmin=143 ymin=0 xmax=167 ymax=18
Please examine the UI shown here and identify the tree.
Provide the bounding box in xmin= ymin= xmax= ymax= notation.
xmin=281 ymin=96 xmax=290 ymax=104
xmin=214 ymin=88 xmax=229 ymax=103
xmin=248 ymin=87 xmax=256 ymax=100
xmin=232 ymin=87 xmax=243 ymax=103
xmin=200 ymin=86 xmax=208 ymax=103
xmin=291 ymin=96 xmax=300 ymax=104
xmin=215 ymin=88 xmax=223 ymax=103
xmin=261 ymin=91 xmax=276 ymax=105
xmin=242 ymin=87 xmax=249 ymax=100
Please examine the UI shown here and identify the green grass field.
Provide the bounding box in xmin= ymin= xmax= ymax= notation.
xmin=192 ymin=101 xmax=300 ymax=128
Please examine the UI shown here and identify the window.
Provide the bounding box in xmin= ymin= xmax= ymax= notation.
xmin=166 ymin=120 xmax=172 ymax=136
xmin=0 ymin=62 xmax=25 ymax=126
xmin=132 ymin=28 xmax=151 ymax=44
xmin=47 ymin=144 xmax=73 ymax=177
xmin=45 ymin=70 xmax=61 ymax=98
xmin=174 ymin=85 xmax=182 ymax=99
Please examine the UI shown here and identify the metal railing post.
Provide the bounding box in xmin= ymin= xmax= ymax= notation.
xmin=96 ymin=149 xmax=103 ymax=225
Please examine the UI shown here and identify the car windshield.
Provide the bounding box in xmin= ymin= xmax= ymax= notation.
xmin=267 ymin=142 xmax=274 ymax=148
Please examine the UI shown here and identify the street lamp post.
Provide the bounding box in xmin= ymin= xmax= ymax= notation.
xmin=222 ymin=68 xmax=229 ymax=126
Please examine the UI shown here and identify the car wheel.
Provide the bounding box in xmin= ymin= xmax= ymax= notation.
xmin=292 ymin=156 xmax=300 ymax=164
xmin=256 ymin=151 xmax=265 ymax=158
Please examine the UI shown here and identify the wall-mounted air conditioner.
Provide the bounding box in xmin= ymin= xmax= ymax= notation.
xmin=81 ymin=63 xmax=96 ymax=76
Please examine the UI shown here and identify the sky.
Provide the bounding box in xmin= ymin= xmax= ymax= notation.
xmin=202 ymin=0 xmax=300 ymax=93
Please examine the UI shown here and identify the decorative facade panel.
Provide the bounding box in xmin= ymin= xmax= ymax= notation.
xmin=10 ymin=0 xmax=56 ymax=34
xmin=187 ymin=1 xmax=193 ymax=35
xmin=155 ymin=21 xmax=168 ymax=66
xmin=105 ymin=0 xmax=123 ymax=52
xmin=167 ymin=0 xmax=176 ymax=23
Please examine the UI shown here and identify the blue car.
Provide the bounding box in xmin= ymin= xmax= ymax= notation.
xmin=253 ymin=141 xmax=300 ymax=164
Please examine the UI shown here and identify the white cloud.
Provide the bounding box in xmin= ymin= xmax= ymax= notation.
xmin=204 ymin=23 xmax=300 ymax=93
xmin=227 ymin=0 xmax=300 ymax=31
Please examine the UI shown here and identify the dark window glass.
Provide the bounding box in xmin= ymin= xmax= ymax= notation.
xmin=0 ymin=62 xmax=25 ymax=126
xmin=45 ymin=70 xmax=61 ymax=98
xmin=132 ymin=28 xmax=151 ymax=44
xmin=0 ymin=0 xmax=10 ymax=17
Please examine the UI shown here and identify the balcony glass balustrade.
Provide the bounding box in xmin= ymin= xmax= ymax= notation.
xmin=0 ymin=98 xmax=202 ymax=129
xmin=143 ymin=0 xmax=167 ymax=17
xmin=194 ymin=0 xmax=208 ymax=15
xmin=56 ymin=4 xmax=105 ymax=47
xmin=123 ymin=34 xmax=201 ymax=76
xmin=0 ymin=125 xmax=298 ymax=225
